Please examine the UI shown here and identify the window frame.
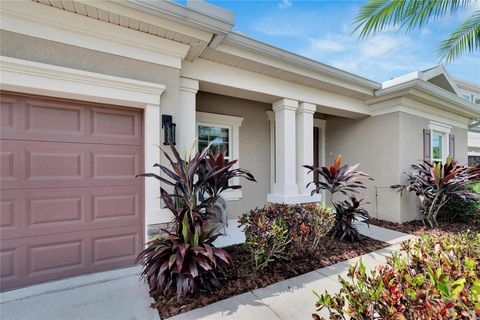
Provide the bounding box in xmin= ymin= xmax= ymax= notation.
xmin=429 ymin=122 xmax=450 ymax=163
xmin=196 ymin=112 xmax=243 ymax=201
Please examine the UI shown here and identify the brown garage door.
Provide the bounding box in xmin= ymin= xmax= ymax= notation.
xmin=0 ymin=92 xmax=144 ymax=290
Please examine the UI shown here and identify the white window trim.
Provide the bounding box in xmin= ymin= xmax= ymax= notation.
xmin=429 ymin=122 xmax=450 ymax=162
xmin=196 ymin=112 xmax=243 ymax=201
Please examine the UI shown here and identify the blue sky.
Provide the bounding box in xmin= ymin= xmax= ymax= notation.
xmin=203 ymin=0 xmax=479 ymax=84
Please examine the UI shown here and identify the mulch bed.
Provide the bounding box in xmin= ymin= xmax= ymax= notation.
xmin=369 ymin=218 xmax=480 ymax=237
xmin=150 ymin=236 xmax=388 ymax=318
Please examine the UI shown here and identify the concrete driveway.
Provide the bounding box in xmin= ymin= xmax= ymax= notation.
xmin=0 ymin=266 xmax=159 ymax=320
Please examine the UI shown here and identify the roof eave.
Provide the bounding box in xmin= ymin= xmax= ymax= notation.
xmin=372 ymin=79 xmax=480 ymax=119
xmin=223 ymin=32 xmax=381 ymax=91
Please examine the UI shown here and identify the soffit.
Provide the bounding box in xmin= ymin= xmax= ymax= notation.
xmin=32 ymin=0 xmax=209 ymax=61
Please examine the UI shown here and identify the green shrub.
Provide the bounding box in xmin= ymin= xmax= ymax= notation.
xmin=438 ymin=197 xmax=478 ymax=223
xmin=313 ymin=232 xmax=480 ymax=319
xmin=438 ymin=182 xmax=480 ymax=223
xmin=239 ymin=203 xmax=334 ymax=270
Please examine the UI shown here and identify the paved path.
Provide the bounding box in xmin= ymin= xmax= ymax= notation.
xmin=169 ymin=222 xmax=415 ymax=320
xmin=0 ymin=266 xmax=158 ymax=320
xmin=0 ymin=222 xmax=414 ymax=320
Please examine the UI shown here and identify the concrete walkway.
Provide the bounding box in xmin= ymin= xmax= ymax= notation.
xmin=0 ymin=266 xmax=158 ymax=320
xmin=0 ymin=222 xmax=414 ymax=320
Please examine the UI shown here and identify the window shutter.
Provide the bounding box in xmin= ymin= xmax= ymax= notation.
xmin=423 ymin=129 xmax=431 ymax=162
xmin=449 ymin=134 xmax=455 ymax=159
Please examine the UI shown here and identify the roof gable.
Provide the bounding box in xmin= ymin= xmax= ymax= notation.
xmin=422 ymin=66 xmax=460 ymax=95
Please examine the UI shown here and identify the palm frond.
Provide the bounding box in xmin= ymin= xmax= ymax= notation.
xmin=437 ymin=11 xmax=480 ymax=63
xmin=353 ymin=0 xmax=474 ymax=38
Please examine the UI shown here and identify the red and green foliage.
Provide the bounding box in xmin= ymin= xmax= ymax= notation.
xmin=197 ymin=150 xmax=256 ymax=201
xmin=332 ymin=197 xmax=371 ymax=241
xmin=392 ymin=157 xmax=480 ymax=228
xmin=239 ymin=203 xmax=334 ymax=270
xmin=304 ymin=154 xmax=373 ymax=242
xmin=313 ymin=232 xmax=480 ymax=320
xmin=303 ymin=154 xmax=373 ymax=200
xmin=137 ymin=144 xmax=255 ymax=298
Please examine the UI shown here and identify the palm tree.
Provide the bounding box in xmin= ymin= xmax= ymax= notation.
xmin=353 ymin=0 xmax=480 ymax=63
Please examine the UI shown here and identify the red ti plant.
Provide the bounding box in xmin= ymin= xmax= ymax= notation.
xmin=136 ymin=144 xmax=255 ymax=299
xmin=198 ymin=150 xmax=256 ymax=201
xmin=303 ymin=154 xmax=373 ymax=203
xmin=304 ymin=154 xmax=373 ymax=241
xmin=392 ymin=156 xmax=480 ymax=228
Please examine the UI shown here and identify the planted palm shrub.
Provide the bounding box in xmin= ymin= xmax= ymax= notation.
xmin=304 ymin=154 xmax=373 ymax=241
xmin=137 ymin=144 xmax=255 ymax=299
xmin=239 ymin=203 xmax=334 ymax=270
xmin=313 ymin=232 xmax=480 ymax=319
xmin=392 ymin=157 xmax=480 ymax=228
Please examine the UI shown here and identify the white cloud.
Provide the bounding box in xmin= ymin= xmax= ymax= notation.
xmin=278 ymin=0 xmax=292 ymax=10
xmin=300 ymin=32 xmax=432 ymax=81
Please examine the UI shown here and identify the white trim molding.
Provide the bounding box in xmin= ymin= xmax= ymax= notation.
xmin=370 ymin=97 xmax=471 ymax=129
xmin=196 ymin=112 xmax=244 ymax=201
xmin=1 ymin=0 xmax=189 ymax=69
xmin=0 ymin=56 xmax=166 ymax=242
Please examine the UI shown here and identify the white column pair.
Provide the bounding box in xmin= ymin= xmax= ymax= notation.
xmin=267 ymin=98 xmax=321 ymax=204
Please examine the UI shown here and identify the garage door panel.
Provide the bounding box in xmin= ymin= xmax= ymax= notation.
xmin=2 ymin=141 xmax=142 ymax=190
xmin=90 ymin=107 xmax=142 ymax=145
xmin=24 ymin=99 xmax=85 ymax=137
xmin=1 ymin=186 xmax=142 ymax=240
xmin=0 ymin=93 xmax=142 ymax=146
xmin=0 ymin=225 xmax=142 ymax=290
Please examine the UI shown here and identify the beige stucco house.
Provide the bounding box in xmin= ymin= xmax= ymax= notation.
xmin=1 ymin=0 xmax=479 ymax=290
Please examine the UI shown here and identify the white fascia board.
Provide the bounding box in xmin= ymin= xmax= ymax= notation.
xmin=381 ymin=71 xmax=421 ymax=89
xmin=222 ymin=32 xmax=380 ymax=92
xmin=370 ymin=97 xmax=472 ymax=129
xmin=0 ymin=56 xmax=165 ymax=107
xmin=124 ymin=0 xmax=234 ymax=35
xmin=1 ymin=1 xmax=190 ymax=69
xmin=453 ymin=77 xmax=480 ymax=94
xmin=372 ymin=79 xmax=480 ymax=119
xmin=75 ymin=0 xmax=213 ymax=43
xmin=182 ymin=58 xmax=370 ymax=117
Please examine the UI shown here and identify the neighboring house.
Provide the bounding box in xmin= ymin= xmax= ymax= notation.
xmin=0 ymin=0 xmax=479 ymax=290
xmin=453 ymin=77 xmax=480 ymax=165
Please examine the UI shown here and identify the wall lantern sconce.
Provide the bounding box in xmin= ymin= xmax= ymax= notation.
xmin=162 ymin=114 xmax=176 ymax=145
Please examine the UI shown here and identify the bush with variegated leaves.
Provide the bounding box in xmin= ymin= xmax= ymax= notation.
xmin=313 ymin=232 xmax=480 ymax=319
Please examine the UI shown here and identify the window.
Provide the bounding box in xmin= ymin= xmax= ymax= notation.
xmin=463 ymin=94 xmax=470 ymax=101
xmin=198 ymin=125 xmax=231 ymax=160
xmin=431 ymin=131 xmax=444 ymax=162
xmin=429 ymin=122 xmax=451 ymax=163
xmin=475 ymin=97 xmax=480 ymax=105
xmin=196 ymin=112 xmax=243 ymax=200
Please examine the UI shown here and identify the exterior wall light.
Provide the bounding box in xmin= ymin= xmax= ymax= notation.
xmin=162 ymin=114 xmax=176 ymax=145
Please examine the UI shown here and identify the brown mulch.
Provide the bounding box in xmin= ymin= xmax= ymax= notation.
xmin=369 ymin=218 xmax=480 ymax=237
xmin=150 ymin=236 xmax=388 ymax=318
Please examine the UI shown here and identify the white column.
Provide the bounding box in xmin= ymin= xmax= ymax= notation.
xmin=268 ymin=98 xmax=299 ymax=202
xmin=144 ymin=103 xmax=164 ymax=229
xmin=266 ymin=111 xmax=275 ymax=193
xmin=177 ymin=77 xmax=199 ymax=156
xmin=296 ymin=102 xmax=316 ymax=195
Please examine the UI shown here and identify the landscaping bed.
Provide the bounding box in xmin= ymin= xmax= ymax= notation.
xmin=369 ymin=218 xmax=480 ymax=236
xmin=150 ymin=235 xmax=388 ymax=318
